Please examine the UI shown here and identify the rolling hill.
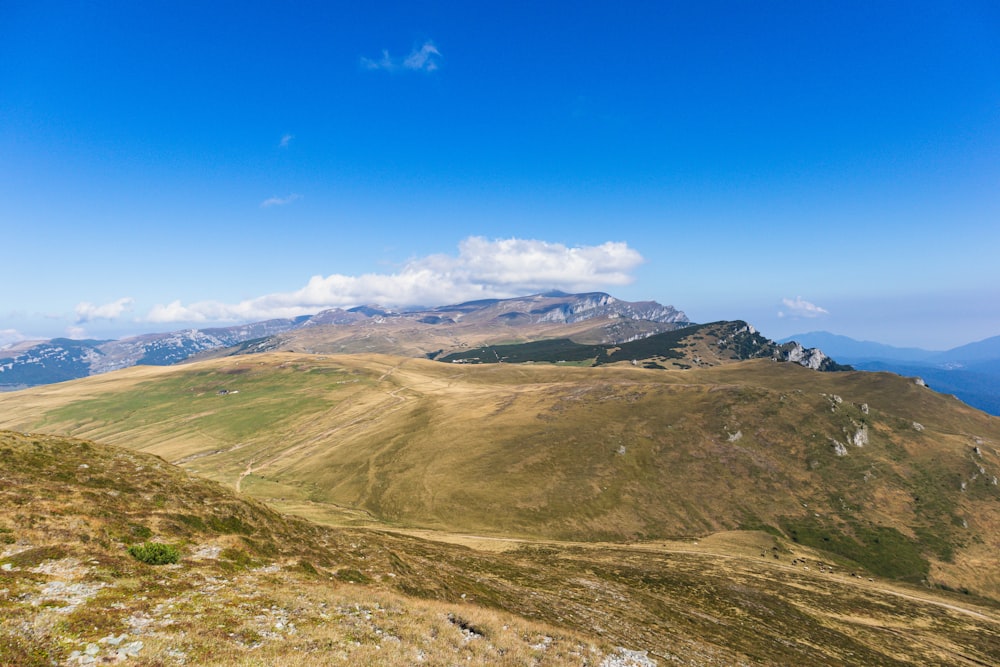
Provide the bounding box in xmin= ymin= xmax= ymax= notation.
xmin=3 ymin=429 xmax=999 ymax=666
xmin=0 ymin=430 xmax=622 ymax=666
xmin=2 ymin=351 xmax=998 ymax=603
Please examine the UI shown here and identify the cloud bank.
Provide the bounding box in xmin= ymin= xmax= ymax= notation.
xmin=778 ymin=296 xmax=829 ymax=318
xmin=147 ymin=237 xmax=643 ymax=323
xmin=75 ymin=297 xmax=134 ymax=323
xmin=361 ymin=40 xmax=441 ymax=72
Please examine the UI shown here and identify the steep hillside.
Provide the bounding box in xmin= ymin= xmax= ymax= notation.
xmin=1 ymin=353 xmax=998 ymax=601
xmin=440 ymin=321 xmax=850 ymax=371
xmin=3 ymin=430 xmax=999 ymax=666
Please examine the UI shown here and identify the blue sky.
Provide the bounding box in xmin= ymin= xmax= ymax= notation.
xmin=2 ymin=1 xmax=998 ymax=350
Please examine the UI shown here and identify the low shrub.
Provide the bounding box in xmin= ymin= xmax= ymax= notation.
xmin=127 ymin=542 xmax=180 ymax=565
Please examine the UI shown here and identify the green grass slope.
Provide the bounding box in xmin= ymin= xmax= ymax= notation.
xmin=3 ymin=430 xmax=1000 ymax=666
xmin=1 ymin=353 xmax=999 ymax=599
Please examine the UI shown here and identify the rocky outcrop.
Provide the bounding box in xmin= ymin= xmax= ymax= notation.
xmin=431 ymin=292 xmax=689 ymax=327
xmin=780 ymin=342 xmax=829 ymax=370
xmin=776 ymin=342 xmax=851 ymax=372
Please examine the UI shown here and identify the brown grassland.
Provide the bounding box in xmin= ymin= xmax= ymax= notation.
xmin=2 ymin=352 xmax=1000 ymax=664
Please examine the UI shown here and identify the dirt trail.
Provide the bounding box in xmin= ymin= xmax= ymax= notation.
xmin=236 ymin=459 xmax=254 ymax=493
xmin=236 ymin=363 xmax=414 ymax=493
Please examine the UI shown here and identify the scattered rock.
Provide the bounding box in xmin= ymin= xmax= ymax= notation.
xmin=99 ymin=634 xmax=128 ymax=646
xmin=118 ymin=641 xmax=144 ymax=659
xmin=192 ymin=544 xmax=223 ymax=560
xmin=33 ymin=580 xmax=106 ymax=612
xmin=601 ymin=647 xmax=658 ymax=667
xmin=822 ymin=393 xmax=843 ymax=411
xmin=530 ymin=635 xmax=554 ymax=651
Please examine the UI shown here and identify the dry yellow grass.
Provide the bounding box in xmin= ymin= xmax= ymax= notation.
xmin=2 ymin=352 xmax=1000 ymax=601
xmin=3 ymin=430 xmax=1000 ymax=666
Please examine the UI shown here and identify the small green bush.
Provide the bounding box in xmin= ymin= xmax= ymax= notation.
xmin=127 ymin=542 xmax=180 ymax=565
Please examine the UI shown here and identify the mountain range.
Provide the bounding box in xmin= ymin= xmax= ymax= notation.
xmin=782 ymin=332 xmax=1000 ymax=415
xmin=0 ymin=292 xmax=747 ymax=389
xmin=6 ymin=293 xmax=997 ymax=418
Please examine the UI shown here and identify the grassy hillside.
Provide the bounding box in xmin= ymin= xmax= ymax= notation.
xmin=1 ymin=353 xmax=999 ymax=599
xmin=0 ymin=430 xmax=615 ymax=665
xmin=3 ymin=430 xmax=999 ymax=666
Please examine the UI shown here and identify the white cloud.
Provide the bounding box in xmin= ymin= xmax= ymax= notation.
xmin=260 ymin=193 xmax=302 ymax=208
xmin=146 ymin=237 xmax=644 ymax=324
xmin=361 ymin=40 xmax=441 ymax=72
xmin=0 ymin=328 xmax=27 ymax=348
xmin=778 ymin=296 xmax=829 ymax=319
xmin=402 ymin=41 xmax=441 ymax=72
xmin=75 ymin=297 xmax=134 ymax=323
xmin=279 ymin=133 xmax=294 ymax=148
xmin=361 ymin=49 xmax=394 ymax=71
xmin=66 ymin=326 xmax=87 ymax=339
